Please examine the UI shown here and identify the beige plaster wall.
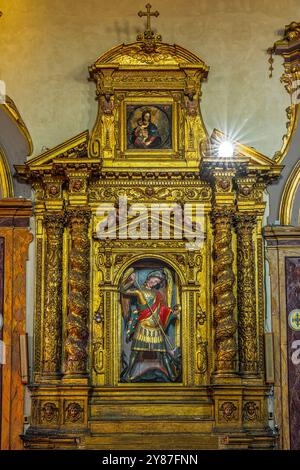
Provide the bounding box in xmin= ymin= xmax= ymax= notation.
xmin=0 ymin=0 xmax=298 ymax=158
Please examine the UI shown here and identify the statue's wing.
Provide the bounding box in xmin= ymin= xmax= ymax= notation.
xmin=163 ymin=268 xmax=173 ymax=308
xmin=121 ymin=267 xmax=134 ymax=284
xmin=121 ymin=296 xmax=131 ymax=321
xmin=119 ymin=267 xmax=135 ymax=320
xmin=174 ymin=271 xmax=180 ymax=305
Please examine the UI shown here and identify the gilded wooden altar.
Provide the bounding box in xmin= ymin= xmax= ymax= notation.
xmin=16 ymin=12 xmax=283 ymax=449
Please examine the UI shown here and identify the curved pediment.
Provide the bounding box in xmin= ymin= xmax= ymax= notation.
xmin=91 ymin=41 xmax=209 ymax=70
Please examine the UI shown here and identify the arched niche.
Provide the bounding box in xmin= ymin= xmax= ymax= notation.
xmin=0 ymin=146 xmax=14 ymax=198
xmin=0 ymin=97 xmax=32 ymax=199
xmin=118 ymin=257 xmax=182 ymax=384
xmin=280 ymin=159 xmax=300 ymax=226
xmin=92 ymin=241 xmax=203 ymax=388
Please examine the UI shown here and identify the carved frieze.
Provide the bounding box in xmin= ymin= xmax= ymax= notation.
xmin=89 ymin=183 xmax=212 ymax=203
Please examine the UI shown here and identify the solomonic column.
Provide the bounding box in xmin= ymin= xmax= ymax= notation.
xmin=64 ymin=208 xmax=91 ymax=377
xmin=42 ymin=212 xmax=65 ymax=378
xmin=235 ymin=213 xmax=258 ymax=375
xmin=212 ymin=207 xmax=238 ymax=375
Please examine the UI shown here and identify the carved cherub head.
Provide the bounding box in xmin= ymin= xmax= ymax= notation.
xmin=48 ymin=185 xmax=59 ymax=197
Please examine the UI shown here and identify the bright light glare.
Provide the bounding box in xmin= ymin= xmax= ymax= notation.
xmin=218 ymin=141 xmax=234 ymax=159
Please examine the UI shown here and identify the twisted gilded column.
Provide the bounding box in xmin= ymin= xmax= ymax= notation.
xmin=42 ymin=212 xmax=65 ymax=377
xmin=212 ymin=208 xmax=237 ymax=374
xmin=64 ymin=208 xmax=91 ymax=376
xmin=236 ymin=213 xmax=258 ymax=375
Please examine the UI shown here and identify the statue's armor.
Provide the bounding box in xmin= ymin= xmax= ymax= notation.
xmin=132 ymin=287 xmax=166 ymax=352
xmin=120 ymin=282 xmax=169 ymax=352
xmin=131 ymin=286 xmax=166 ymax=352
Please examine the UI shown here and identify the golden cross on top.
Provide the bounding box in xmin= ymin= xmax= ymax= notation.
xmin=138 ymin=4 xmax=159 ymax=32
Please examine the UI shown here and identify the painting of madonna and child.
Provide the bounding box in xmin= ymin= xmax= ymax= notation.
xmin=119 ymin=261 xmax=182 ymax=383
xmin=126 ymin=105 xmax=172 ymax=150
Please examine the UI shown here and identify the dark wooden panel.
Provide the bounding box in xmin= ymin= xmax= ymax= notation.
xmin=0 ymin=237 xmax=4 ymax=445
xmin=285 ymin=257 xmax=300 ymax=450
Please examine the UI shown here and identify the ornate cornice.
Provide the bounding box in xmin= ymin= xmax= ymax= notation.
xmin=14 ymin=130 xmax=102 ymax=184
xmin=202 ymin=129 xmax=283 ymax=183
xmin=24 ymin=130 xmax=89 ymax=167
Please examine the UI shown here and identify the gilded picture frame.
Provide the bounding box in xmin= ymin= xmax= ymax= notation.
xmin=120 ymin=97 xmax=179 ymax=158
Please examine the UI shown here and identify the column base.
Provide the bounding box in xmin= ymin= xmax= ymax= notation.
xmin=61 ymin=375 xmax=89 ymax=386
xmin=211 ymin=372 xmax=242 ymax=385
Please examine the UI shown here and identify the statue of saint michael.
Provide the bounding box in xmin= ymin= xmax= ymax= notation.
xmin=120 ymin=269 xmax=181 ymax=382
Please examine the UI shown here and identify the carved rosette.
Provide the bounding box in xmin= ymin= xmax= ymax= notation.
xmin=42 ymin=212 xmax=65 ymax=376
xmin=212 ymin=208 xmax=237 ymax=373
xmin=64 ymin=209 xmax=91 ymax=375
xmin=235 ymin=213 xmax=258 ymax=375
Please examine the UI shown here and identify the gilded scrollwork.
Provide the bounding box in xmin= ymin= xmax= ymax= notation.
xmin=187 ymin=251 xmax=203 ymax=282
xmin=196 ymin=300 xmax=206 ymax=326
xmin=195 ymin=290 xmax=207 ymax=375
xmin=64 ymin=209 xmax=91 ymax=375
xmin=93 ymin=291 xmax=105 ymax=374
xmin=89 ymin=183 xmax=212 ymax=203
xmin=212 ymin=208 xmax=237 ymax=373
xmin=95 ymin=243 xmax=115 ymax=283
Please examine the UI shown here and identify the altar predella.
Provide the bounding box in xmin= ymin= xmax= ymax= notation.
xmin=16 ymin=5 xmax=282 ymax=449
